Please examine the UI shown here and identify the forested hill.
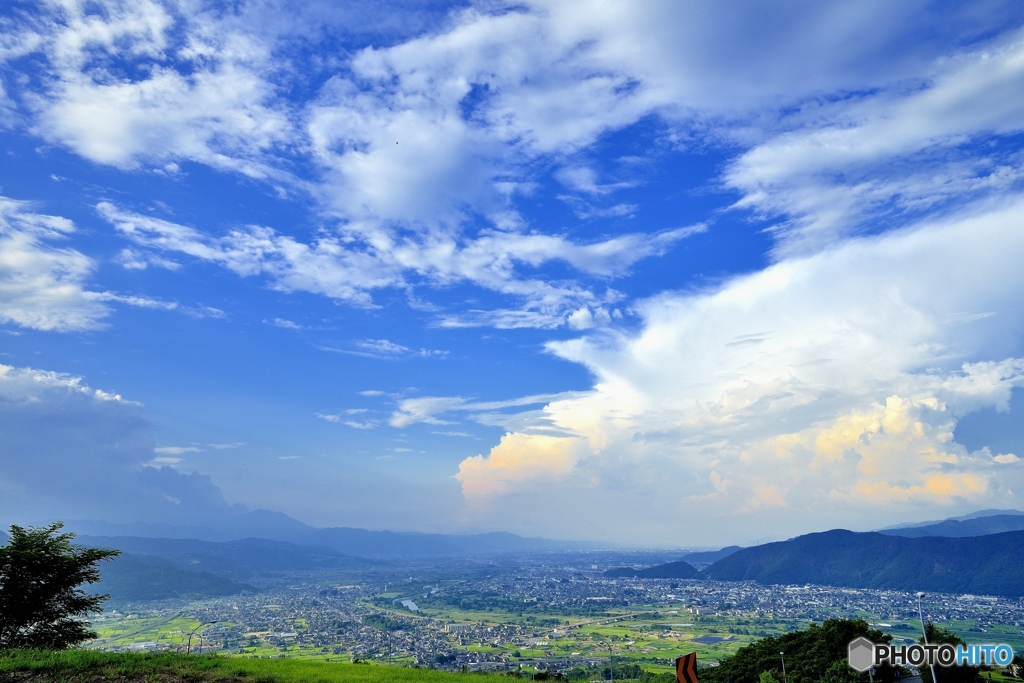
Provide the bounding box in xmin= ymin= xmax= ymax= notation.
xmin=96 ymin=553 xmax=256 ymax=602
xmin=702 ymin=528 xmax=1024 ymax=596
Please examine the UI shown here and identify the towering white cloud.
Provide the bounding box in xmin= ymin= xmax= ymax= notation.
xmin=450 ymin=199 xmax=1024 ymax=542
xmin=3 ymin=0 xmax=1024 ymax=542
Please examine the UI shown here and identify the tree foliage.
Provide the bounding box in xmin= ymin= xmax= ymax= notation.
xmin=701 ymin=619 xmax=899 ymax=683
xmin=0 ymin=522 xmax=120 ymax=649
xmin=919 ymin=623 xmax=979 ymax=683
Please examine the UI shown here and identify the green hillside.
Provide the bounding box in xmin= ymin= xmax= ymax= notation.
xmin=703 ymin=529 xmax=1024 ymax=596
xmin=0 ymin=650 xmax=498 ymax=683
xmin=96 ymin=552 xmax=256 ymax=602
xmin=80 ymin=536 xmax=376 ymax=580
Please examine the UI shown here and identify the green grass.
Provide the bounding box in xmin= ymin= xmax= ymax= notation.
xmin=0 ymin=650 xmax=503 ymax=683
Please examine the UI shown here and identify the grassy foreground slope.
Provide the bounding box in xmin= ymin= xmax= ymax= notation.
xmin=0 ymin=650 xmax=492 ymax=683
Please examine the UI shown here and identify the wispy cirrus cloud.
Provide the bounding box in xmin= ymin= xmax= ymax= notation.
xmin=319 ymin=339 xmax=448 ymax=360
xmin=98 ymin=201 xmax=700 ymax=326
xmin=727 ymin=28 xmax=1024 ymax=256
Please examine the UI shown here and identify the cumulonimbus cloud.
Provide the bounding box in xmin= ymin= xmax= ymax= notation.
xmin=452 ymin=196 xmax=1024 ymax=536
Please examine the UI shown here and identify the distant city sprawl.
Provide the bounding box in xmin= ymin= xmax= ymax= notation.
xmin=86 ymin=553 xmax=1024 ymax=673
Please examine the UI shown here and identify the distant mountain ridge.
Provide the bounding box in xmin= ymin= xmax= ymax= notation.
xmin=682 ymin=545 xmax=743 ymax=565
xmin=66 ymin=510 xmax=318 ymax=543
xmin=601 ymin=523 xmax=1024 ymax=597
xmin=702 ymin=528 xmax=1024 ymax=596
xmin=303 ymin=527 xmax=590 ymax=557
xmin=877 ymin=508 xmax=1024 ymax=530
xmin=879 ymin=513 xmax=1024 ymax=538
xmin=65 ymin=511 xmax=599 ymax=557
xmin=78 ymin=535 xmax=377 ymax=580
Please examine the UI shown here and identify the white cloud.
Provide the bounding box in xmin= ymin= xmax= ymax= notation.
xmin=98 ymin=201 xmax=698 ymax=325
xmin=269 ymin=317 xmax=303 ymax=330
xmin=0 ymin=196 xmax=109 ymax=331
xmin=85 ymin=290 xmax=178 ymax=310
xmin=153 ymin=446 xmax=199 ymax=455
xmin=0 ymin=197 xmax=199 ymax=331
xmin=451 ymin=197 xmax=1024 ymax=541
xmin=19 ymin=0 xmax=292 ymax=178
xmin=11 ymin=0 xmax=980 ymax=328
xmin=388 ymin=392 xmax=568 ymax=429
xmin=316 ymin=410 xmax=380 ymax=429
xmin=116 ymin=248 xmax=180 ymax=271
xmin=727 ymin=29 xmax=1024 ymax=255
xmin=345 ymin=339 xmax=447 ymax=360
xmin=390 ymin=396 xmax=467 ymax=428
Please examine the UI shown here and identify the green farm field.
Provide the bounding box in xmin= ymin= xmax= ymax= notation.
xmin=86 ymin=590 xmax=1024 ymax=672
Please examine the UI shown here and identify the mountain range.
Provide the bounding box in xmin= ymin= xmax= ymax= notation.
xmin=701 ymin=528 xmax=1024 ymax=596
xmin=66 ymin=512 xmax=597 ymax=557
xmin=7 ymin=508 xmax=1024 ymax=602
xmin=601 ymin=509 xmax=1024 ymax=596
xmin=78 ymin=536 xmax=378 ymax=581
xmin=878 ymin=512 xmax=1024 ymax=538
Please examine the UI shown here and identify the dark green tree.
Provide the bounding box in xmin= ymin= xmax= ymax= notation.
xmin=919 ymin=623 xmax=979 ymax=683
xmin=701 ymin=619 xmax=900 ymax=683
xmin=0 ymin=522 xmax=120 ymax=649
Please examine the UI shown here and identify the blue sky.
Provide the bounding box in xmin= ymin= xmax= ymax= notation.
xmin=2 ymin=0 xmax=1024 ymax=546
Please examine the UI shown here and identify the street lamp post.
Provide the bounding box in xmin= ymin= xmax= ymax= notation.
xmin=186 ymin=621 xmax=218 ymax=655
xmin=917 ymin=592 xmax=939 ymax=683
xmin=780 ymin=652 xmax=788 ymax=683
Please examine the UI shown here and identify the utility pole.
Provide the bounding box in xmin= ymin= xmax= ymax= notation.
xmin=917 ymin=593 xmax=939 ymax=683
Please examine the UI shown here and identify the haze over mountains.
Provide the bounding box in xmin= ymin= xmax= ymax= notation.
xmin=65 ymin=512 xmax=598 ymax=557
xmin=6 ymin=509 xmax=1024 ymax=603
